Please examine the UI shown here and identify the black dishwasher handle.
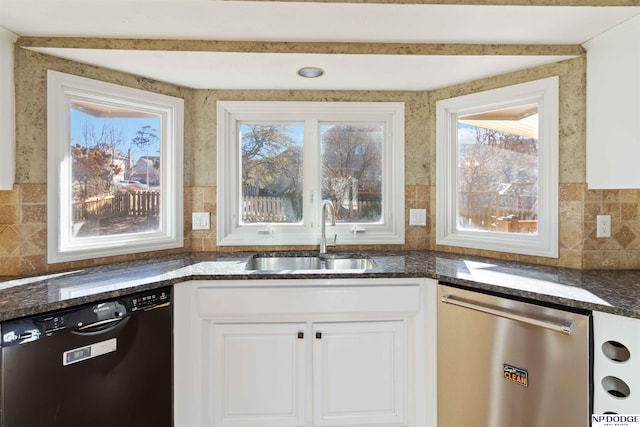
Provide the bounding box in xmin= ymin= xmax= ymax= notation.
xmin=72 ymin=315 xmax=129 ymax=336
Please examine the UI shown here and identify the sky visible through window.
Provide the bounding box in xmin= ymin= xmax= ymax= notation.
xmin=70 ymin=109 xmax=161 ymax=163
xmin=458 ymin=123 xmax=478 ymax=145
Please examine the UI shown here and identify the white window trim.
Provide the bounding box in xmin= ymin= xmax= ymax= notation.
xmin=217 ymin=101 xmax=405 ymax=247
xmin=435 ymin=76 xmax=559 ymax=258
xmin=47 ymin=70 xmax=184 ymax=263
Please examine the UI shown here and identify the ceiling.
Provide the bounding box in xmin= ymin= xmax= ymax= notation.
xmin=0 ymin=1 xmax=639 ymax=91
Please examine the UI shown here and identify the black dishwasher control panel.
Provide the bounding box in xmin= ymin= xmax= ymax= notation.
xmin=1 ymin=287 xmax=171 ymax=347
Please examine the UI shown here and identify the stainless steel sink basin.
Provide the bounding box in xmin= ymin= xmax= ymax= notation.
xmin=245 ymin=255 xmax=321 ymax=271
xmin=321 ymin=253 xmax=377 ymax=270
xmin=245 ymin=253 xmax=376 ymax=271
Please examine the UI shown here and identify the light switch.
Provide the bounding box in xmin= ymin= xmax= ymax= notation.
xmin=192 ymin=212 xmax=210 ymax=230
xmin=409 ymin=209 xmax=427 ymax=226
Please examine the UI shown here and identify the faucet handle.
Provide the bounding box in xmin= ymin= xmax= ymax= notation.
xmin=330 ymin=233 xmax=337 ymax=247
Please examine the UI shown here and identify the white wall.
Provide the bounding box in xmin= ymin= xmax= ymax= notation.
xmin=584 ymin=15 xmax=640 ymax=189
xmin=0 ymin=26 xmax=17 ymax=190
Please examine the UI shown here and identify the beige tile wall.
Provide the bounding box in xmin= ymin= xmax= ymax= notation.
xmin=0 ymin=186 xmax=20 ymax=276
xmin=583 ymin=189 xmax=640 ymax=269
xmin=2 ymin=38 xmax=640 ymax=276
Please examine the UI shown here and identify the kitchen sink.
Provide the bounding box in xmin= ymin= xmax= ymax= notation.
xmin=245 ymin=255 xmax=322 ymax=271
xmin=320 ymin=253 xmax=377 ymax=270
xmin=245 ymin=253 xmax=376 ymax=271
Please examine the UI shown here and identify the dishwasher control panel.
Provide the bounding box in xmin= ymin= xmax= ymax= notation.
xmin=1 ymin=287 xmax=171 ymax=347
xmin=129 ymin=288 xmax=170 ymax=311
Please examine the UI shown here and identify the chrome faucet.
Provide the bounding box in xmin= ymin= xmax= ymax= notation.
xmin=320 ymin=200 xmax=336 ymax=254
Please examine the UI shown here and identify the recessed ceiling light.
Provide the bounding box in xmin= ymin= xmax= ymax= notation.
xmin=297 ymin=67 xmax=324 ymax=78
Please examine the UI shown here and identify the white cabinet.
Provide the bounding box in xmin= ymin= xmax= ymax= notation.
xmin=0 ymin=26 xmax=17 ymax=190
xmin=174 ymin=278 xmax=436 ymax=427
xmin=211 ymin=322 xmax=307 ymax=427
xmin=209 ymin=320 xmax=405 ymax=427
xmin=584 ymin=15 xmax=640 ymax=189
xmin=312 ymin=321 xmax=405 ymax=426
xmin=593 ymin=311 xmax=640 ymax=414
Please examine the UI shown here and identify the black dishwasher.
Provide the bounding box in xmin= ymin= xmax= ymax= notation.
xmin=0 ymin=287 xmax=172 ymax=427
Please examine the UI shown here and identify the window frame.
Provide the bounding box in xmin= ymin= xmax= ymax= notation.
xmin=217 ymin=101 xmax=405 ymax=247
xmin=47 ymin=70 xmax=184 ymax=263
xmin=435 ymin=76 xmax=559 ymax=258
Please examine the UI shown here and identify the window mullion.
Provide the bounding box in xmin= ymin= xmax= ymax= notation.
xmin=304 ymin=119 xmax=321 ymax=234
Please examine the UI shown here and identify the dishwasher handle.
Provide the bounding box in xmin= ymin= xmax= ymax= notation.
xmin=73 ymin=315 xmax=130 ymax=335
xmin=77 ymin=317 xmax=124 ymax=331
xmin=441 ymin=294 xmax=573 ymax=335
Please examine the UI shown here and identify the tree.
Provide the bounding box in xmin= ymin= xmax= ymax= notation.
xmin=240 ymin=124 xmax=303 ymax=222
xmin=132 ymin=125 xmax=159 ymax=152
xmin=321 ymin=125 xmax=382 ymax=221
xmin=131 ymin=125 xmax=160 ymax=185
xmin=72 ymin=144 xmax=122 ymax=201
xmin=461 ymin=127 xmax=537 ymax=194
xmin=241 ymin=125 xmax=298 ymax=189
xmin=72 ymin=122 xmax=125 ymax=201
xmin=458 ymin=126 xmax=538 ymax=229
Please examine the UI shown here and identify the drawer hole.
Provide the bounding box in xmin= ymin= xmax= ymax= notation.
xmin=601 ymin=376 xmax=630 ymax=399
xmin=602 ymin=341 xmax=631 ymax=362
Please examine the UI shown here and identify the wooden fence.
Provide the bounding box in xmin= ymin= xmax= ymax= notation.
xmin=242 ymin=196 xmax=382 ymax=223
xmin=458 ymin=191 xmax=537 ymax=231
xmin=73 ymin=191 xmax=160 ymax=222
xmin=243 ymin=196 xmax=287 ymax=222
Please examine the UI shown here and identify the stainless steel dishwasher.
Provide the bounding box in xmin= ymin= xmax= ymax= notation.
xmin=0 ymin=287 xmax=172 ymax=427
xmin=438 ymin=283 xmax=591 ymax=427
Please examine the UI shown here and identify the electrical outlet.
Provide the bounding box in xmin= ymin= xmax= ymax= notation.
xmin=409 ymin=209 xmax=427 ymax=226
xmin=596 ymin=215 xmax=611 ymax=238
xmin=192 ymin=212 xmax=210 ymax=230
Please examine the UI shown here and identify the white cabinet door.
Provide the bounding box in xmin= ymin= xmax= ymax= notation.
xmin=211 ymin=322 xmax=308 ymax=427
xmin=312 ymin=321 xmax=406 ymax=426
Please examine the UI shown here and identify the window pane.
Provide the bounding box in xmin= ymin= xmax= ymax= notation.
xmin=70 ymin=100 xmax=161 ymax=237
xmin=320 ymin=123 xmax=383 ymax=223
xmin=457 ymin=104 xmax=539 ymax=234
xmin=240 ymin=124 xmax=304 ymax=223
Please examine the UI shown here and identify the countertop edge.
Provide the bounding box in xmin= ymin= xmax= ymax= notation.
xmin=1 ymin=251 xmax=638 ymax=322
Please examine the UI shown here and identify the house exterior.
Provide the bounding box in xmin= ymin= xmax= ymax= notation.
xmin=129 ymin=156 xmax=160 ymax=187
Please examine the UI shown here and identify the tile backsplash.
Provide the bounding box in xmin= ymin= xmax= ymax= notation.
xmin=582 ymin=188 xmax=640 ymax=269
xmin=2 ymin=182 xmax=640 ymax=276
xmin=0 ymin=186 xmax=20 ymax=275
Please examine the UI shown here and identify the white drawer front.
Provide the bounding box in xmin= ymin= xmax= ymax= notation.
xmin=197 ymin=284 xmax=421 ymax=315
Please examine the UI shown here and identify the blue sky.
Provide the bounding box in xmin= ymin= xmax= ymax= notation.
xmin=70 ymin=109 xmax=161 ymax=161
xmin=458 ymin=123 xmax=478 ymax=145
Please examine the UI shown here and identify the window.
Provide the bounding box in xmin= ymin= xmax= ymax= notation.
xmin=217 ymin=101 xmax=404 ymax=247
xmin=47 ymin=71 xmax=183 ymax=263
xmin=436 ymin=77 xmax=559 ymax=258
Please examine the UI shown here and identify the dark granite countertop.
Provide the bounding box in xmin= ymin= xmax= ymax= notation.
xmin=0 ymin=250 xmax=639 ymax=322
